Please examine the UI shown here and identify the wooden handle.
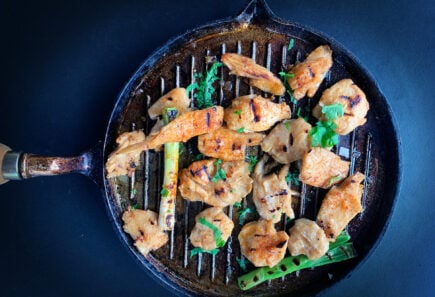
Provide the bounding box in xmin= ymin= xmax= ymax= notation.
xmin=0 ymin=141 xmax=104 ymax=186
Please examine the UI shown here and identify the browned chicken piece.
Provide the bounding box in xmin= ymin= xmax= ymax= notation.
xmin=198 ymin=127 xmax=265 ymax=161
xmin=238 ymin=220 xmax=289 ymax=267
xmin=190 ymin=207 xmax=234 ymax=251
xmin=312 ymin=79 xmax=370 ymax=135
xmin=224 ymin=95 xmax=291 ymax=132
xmin=300 ymin=147 xmax=350 ymax=189
xmin=116 ymin=106 xmax=224 ymax=155
xmin=261 ymin=118 xmax=312 ymax=164
xmin=287 ymin=45 xmax=333 ymax=100
xmin=287 ymin=218 xmax=329 ymax=260
xmin=317 ymin=172 xmax=365 ymax=241
xmin=252 ymin=156 xmax=295 ymax=223
xmin=148 ymin=87 xmax=191 ymax=120
xmin=122 ymin=208 xmax=169 ymax=256
xmin=221 ymin=53 xmax=285 ymax=96
xmin=178 ymin=159 xmax=252 ymax=207
xmin=106 ymin=130 xmax=146 ymax=178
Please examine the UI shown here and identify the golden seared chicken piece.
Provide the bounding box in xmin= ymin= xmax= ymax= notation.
xmin=261 ymin=118 xmax=312 ymax=164
xmin=148 ymin=87 xmax=191 ymax=120
xmin=287 ymin=45 xmax=333 ymax=100
xmin=178 ymin=159 xmax=252 ymax=207
xmin=221 ymin=53 xmax=285 ymax=96
xmin=116 ymin=106 xmax=224 ymax=154
xmin=224 ymin=95 xmax=291 ymax=132
xmin=252 ymin=156 xmax=295 ymax=223
xmin=317 ymin=172 xmax=365 ymax=241
xmin=122 ymin=208 xmax=168 ymax=256
xmin=300 ymin=147 xmax=349 ymax=189
xmin=190 ymin=207 xmax=234 ymax=251
xmin=106 ymin=130 xmax=146 ymax=178
xmin=312 ymin=79 xmax=370 ymax=135
xmin=239 ymin=220 xmax=289 ymax=267
xmin=287 ymin=218 xmax=329 ymax=260
xmin=198 ymin=127 xmax=265 ymax=161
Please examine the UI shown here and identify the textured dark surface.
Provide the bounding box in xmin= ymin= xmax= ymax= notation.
xmin=0 ymin=0 xmax=433 ymax=297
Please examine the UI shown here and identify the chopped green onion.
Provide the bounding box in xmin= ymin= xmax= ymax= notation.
xmin=237 ymin=232 xmax=356 ymax=290
xmin=285 ymin=170 xmax=300 ymax=186
xmin=328 ymin=175 xmax=342 ymax=186
xmin=237 ymin=127 xmax=245 ymax=133
xmin=236 ymin=257 xmax=249 ymax=272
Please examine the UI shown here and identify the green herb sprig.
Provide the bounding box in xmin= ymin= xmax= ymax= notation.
xmin=186 ymin=62 xmax=222 ymax=109
xmin=310 ymin=103 xmax=344 ymax=148
xmin=278 ymin=72 xmax=297 ymax=104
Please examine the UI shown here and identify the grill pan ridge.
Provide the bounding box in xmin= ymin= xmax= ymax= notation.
xmin=103 ymin=1 xmax=401 ymax=296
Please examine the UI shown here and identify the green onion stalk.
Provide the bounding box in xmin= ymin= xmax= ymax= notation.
xmin=237 ymin=232 xmax=357 ymax=290
xmin=158 ymin=107 xmax=180 ymax=231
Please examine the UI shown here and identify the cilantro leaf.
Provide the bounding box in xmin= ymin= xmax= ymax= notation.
xmin=309 ymin=120 xmax=339 ymax=148
xmin=238 ymin=207 xmax=254 ymax=225
xmin=278 ymin=72 xmax=297 ymax=104
xmin=186 ymin=62 xmax=222 ymax=109
xmin=199 ymin=217 xmax=226 ymax=248
xmin=288 ymin=38 xmax=295 ymax=50
xmin=234 ymin=109 xmax=243 ymax=115
xmin=285 ymin=170 xmax=300 ymax=186
xmin=247 ymin=155 xmax=258 ymax=173
xmin=236 ymin=257 xmax=249 ymax=272
xmin=233 ymin=202 xmax=242 ymax=208
xmin=322 ymin=103 xmax=344 ymax=120
xmin=194 ymin=153 xmax=204 ymax=160
xmin=190 ymin=247 xmax=219 ymax=258
xmin=284 ymin=121 xmax=290 ymax=131
xmin=211 ymin=159 xmax=226 ymax=182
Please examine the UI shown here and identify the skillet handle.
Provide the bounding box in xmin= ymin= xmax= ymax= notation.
xmin=0 ymin=141 xmax=103 ymax=186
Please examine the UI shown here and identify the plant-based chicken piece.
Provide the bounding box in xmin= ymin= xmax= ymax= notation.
xmin=106 ymin=130 xmax=146 ymax=178
xmin=190 ymin=207 xmax=234 ymax=251
xmin=224 ymin=95 xmax=291 ymax=132
xmin=122 ymin=208 xmax=169 ymax=256
xmin=115 ymin=106 xmax=224 ymax=155
xmin=178 ymin=159 xmax=252 ymax=207
xmin=238 ymin=220 xmax=289 ymax=267
xmin=312 ymin=79 xmax=370 ymax=135
xmin=317 ymin=173 xmax=365 ymax=241
xmin=261 ymin=118 xmax=312 ymax=164
xmin=287 ymin=45 xmax=333 ymax=100
xmin=148 ymin=87 xmax=191 ymax=119
xmin=287 ymin=218 xmax=329 ymax=260
xmin=198 ymin=127 xmax=265 ymax=161
xmin=221 ymin=53 xmax=285 ymax=96
xmin=300 ymin=147 xmax=349 ymax=189
xmin=252 ymin=156 xmax=295 ymax=223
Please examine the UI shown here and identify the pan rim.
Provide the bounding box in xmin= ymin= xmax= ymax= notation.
xmin=102 ymin=1 xmax=402 ymax=296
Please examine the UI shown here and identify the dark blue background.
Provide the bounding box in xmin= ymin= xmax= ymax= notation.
xmin=0 ymin=0 xmax=433 ymax=296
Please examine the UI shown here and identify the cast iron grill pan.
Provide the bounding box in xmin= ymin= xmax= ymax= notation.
xmin=102 ymin=1 xmax=400 ymax=296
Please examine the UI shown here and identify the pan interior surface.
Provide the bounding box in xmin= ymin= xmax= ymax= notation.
xmin=103 ymin=10 xmax=400 ymax=297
